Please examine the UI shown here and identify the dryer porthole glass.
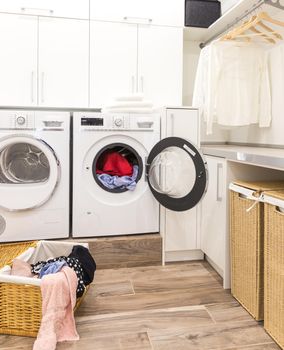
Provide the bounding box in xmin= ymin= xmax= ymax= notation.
xmin=148 ymin=146 xmax=196 ymax=199
xmin=92 ymin=143 xmax=143 ymax=193
xmin=0 ymin=142 xmax=50 ymax=184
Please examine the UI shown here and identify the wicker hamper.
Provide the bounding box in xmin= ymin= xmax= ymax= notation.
xmin=0 ymin=240 xmax=89 ymax=337
xmin=263 ymin=190 xmax=284 ymax=349
xmin=230 ymin=181 xmax=284 ymax=321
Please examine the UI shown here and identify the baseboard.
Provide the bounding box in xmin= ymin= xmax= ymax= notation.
xmin=165 ymin=249 xmax=204 ymax=262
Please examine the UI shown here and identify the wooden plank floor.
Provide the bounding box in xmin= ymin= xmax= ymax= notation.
xmin=0 ymin=261 xmax=280 ymax=350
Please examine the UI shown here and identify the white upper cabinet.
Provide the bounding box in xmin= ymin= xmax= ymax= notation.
xmin=38 ymin=17 xmax=89 ymax=107
xmin=90 ymin=21 xmax=137 ymax=107
xmin=0 ymin=13 xmax=37 ymax=106
xmin=0 ymin=0 xmax=89 ymax=19
xmin=138 ymin=25 xmax=183 ymax=107
xmin=90 ymin=0 xmax=184 ymax=27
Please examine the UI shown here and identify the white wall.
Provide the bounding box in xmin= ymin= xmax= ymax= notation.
xmin=183 ymin=40 xmax=200 ymax=106
xmin=228 ymin=43 xmax=284 ymax=146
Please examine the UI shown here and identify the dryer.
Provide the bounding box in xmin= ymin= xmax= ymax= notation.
xmin=0 ymin=110 xmax=70 ymax=242
xmin=72 ymin=112 xmax=208 ymax=238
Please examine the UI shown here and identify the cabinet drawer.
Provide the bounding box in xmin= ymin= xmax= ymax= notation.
xmin=90 ymin=0 xmax=184 ymax=26
xmin=0 ymin=0 xmax=89 ymax=19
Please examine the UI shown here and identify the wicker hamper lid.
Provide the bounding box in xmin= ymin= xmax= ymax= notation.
xmin=263 ymin=189 xmax=284 ymax=200
xmin=233 ymin=180 xmax=284 ymax=192
xmin=0 ymin=241 xmax=37 ymax=269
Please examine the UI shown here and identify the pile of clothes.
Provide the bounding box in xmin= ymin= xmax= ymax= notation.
xmin=96 ymin=151 xmax=139 ymax=191
xmin=10 ymin=245 xmax=96 ymax=350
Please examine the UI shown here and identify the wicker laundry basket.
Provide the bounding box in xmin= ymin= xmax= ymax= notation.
xmin=263 ymin=190 xmax=284 ymax=350
xmin=230 ymin=181 xmax=284 ymax=321
xmin=0 ymin=240 xmax=89 ymax=337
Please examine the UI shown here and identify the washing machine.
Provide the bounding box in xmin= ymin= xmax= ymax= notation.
xmin=72 ymin=112 xmax=208 ymax=238
xmin=0 ymin=110 xmax=70 ymax=242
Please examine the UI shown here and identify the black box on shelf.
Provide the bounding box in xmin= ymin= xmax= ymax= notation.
xmin=184 ymin=0 xmax=221 ymax=28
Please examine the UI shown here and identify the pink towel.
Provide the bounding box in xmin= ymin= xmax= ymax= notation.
xmin=11 ymin=259 xmax=33 ymax=277
xmin=33 ymin=266 xmax=79 ymax=350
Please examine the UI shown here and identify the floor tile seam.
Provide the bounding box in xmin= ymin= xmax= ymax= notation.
xmin=76 ymin=305 xmax=209 ymax=323
xmin=203 ymin=305 xmax=217 ymax=324
xmin=220 ymin=341 xmax=278 ymax=350
xmin=130 ymin=279 xmax=136 ymax=295
xmin=146 ymin=331 xmax=155 ymax=350
xmin=146 ymin=318 xmax=264 ymax=337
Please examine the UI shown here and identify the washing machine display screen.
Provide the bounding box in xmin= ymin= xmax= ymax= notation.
xmin=148 ymin=146 xmax=196 ymax=199
xmin=0 ymin=143 xmax=50 ymax=184
xmin=81 ymin=118 xmax=104 ymax=126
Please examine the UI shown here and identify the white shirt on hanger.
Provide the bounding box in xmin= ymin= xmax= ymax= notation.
xmin=193 ymin=40 xmax=271 ymax=135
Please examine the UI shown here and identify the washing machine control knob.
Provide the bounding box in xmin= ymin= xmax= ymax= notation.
xmin=16 ymin=116 xmax=26 ymax=126
xmin=114 ymin=118 xmax=123 ymax=127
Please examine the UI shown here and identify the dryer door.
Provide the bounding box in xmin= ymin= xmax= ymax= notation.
xmin=0 ymin=135 xmax=60 ymax=211
xmin=146 ymin=137 xmax=208 ymax=212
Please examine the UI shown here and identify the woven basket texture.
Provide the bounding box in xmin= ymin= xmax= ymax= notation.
xmin=0 ymin=241 xmax=87 ymax=337
xmin=264 ymin=191 xmax=284 ymax=349
xmin=230 ymin=190 xmax=264 ymax=320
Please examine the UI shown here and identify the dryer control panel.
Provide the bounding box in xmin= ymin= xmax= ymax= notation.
xmin=79 ymin=113 xmax=160 ymax=132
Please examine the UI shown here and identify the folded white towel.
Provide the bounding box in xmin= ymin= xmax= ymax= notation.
xmin=106 ymin=101 xmax=153 ymax=109
xmin=115 ymin=94 xmax=144 ymax=102
xmin=102 ymin=107 xmax=155 ymax=114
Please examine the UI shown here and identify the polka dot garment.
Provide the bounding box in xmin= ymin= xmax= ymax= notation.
xmin=31 ymin=256 xmax=86 ymax=298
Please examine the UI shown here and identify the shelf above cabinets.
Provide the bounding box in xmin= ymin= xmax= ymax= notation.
xmin=184 ymin=0 xmax=284 ymax=43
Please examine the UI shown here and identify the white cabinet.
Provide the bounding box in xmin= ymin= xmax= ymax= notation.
xmin=0 ymin=13 xmax=88 ymax=108
xmin=138 ymin=26 xmax=183 ymax=106
xmin=90 ymin=21 xmax=183 ymax=107
xmin=161 ymin=108 xmax=204 ymax=262
xmin=0 ymin=0 xmax=89 ymax=19
xmin=0 ymin=13 xmax=37 ymax=106
xmin=38 ymin=18 xmax=89 ymax=107
xmin=90 ymin=0 xmax=184 ymax=27
xmin=90 ymin=21 xmax=137 ymax=107
xmin=201 ymin=155 xmax=230 ymax=287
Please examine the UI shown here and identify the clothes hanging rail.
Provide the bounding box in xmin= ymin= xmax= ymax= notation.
xmin=199 ymin=0 xmax=284 ymax=48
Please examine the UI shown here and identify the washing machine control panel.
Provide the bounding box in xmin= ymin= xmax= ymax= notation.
xmin=81 ymin=117 xmax=104 ymax=126
xmin=113 ymin=117 xmax=124 ymax=128
xmin=16 ymin=116 xmax=26 ymax=125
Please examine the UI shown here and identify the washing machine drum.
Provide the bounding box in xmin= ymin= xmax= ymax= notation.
xmin=0 ymin=135 xmax=60 ymax=211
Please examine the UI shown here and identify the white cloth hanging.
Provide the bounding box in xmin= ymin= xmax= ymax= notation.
xmin=193 ymin=40 xmax=272 ymax=135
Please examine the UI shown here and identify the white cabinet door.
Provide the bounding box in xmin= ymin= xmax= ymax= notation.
xmin=165 ymin=208 xmax=197 ymax=252
xmin=0 ymin=0 xmax=89 ymax=19
xmin=90 ymin=0 xmax=184 ymax=26
xmin=166 ymin=108 xmax=199 ymax=144
xmin=0 ymin=13 xmax=37 ymax=106
xmin=138 ymin=26 xmax=183 ymax=107
xmin=90 ymin=21 xmax=137 ymax=107
xmin=201 ymin=156 xmax=227 ymax=276
xmin=38 ymin=17 xmax=89 ymax=108
xmin=163 ymin=108 xmax=200 ymax=255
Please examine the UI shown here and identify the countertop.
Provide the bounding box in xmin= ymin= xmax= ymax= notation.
xmin=201 ymin=145 xmax=284 ymax=171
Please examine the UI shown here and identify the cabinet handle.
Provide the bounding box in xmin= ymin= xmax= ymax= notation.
xmin=21 ymin=7 xmax=54 ymax=15
xmin=131 ymin=76 xmax=135 ymax=93
xmin=216 ymin=163 xmax=223 ymax=202
xmin=140 ymin=76 xmax=144 ymax=93
xmin=123 ymin=16 xmax=152 ymax=24
xmin=170 ymin=113 xmax=174 ymax=136
xmin=41 ymin=72 xmax=45 ymax=104
xmin=30 ymin=71 xmax=34 ymax=104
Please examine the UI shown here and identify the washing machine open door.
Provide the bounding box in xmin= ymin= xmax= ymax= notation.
xmin=146 ymin=137 xmax=208 ymax=212
xmin=0 ymin=135 xmax=60 ymax=211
